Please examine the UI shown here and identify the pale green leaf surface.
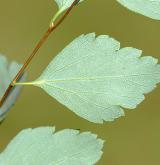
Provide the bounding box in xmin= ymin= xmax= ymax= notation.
xmin=31 ymin=33 xmax=160 ymax=123
xmin=0 ymin=127 xmax=104 ymax=165
xmin=117 ymin=0 xmax=160 ymax=20
xmin=54 ymin=0 xmax=84 ymax=12
xmin=0 ymin=54 xmax=26 ymax=122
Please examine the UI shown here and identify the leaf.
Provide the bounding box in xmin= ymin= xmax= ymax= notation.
xmin=117 ymin=0 xmax=160 ymax=20
xmin=0 ymin=127 xmax=104 ymax=165
xmin=50 ymin=0 xmax=85 ymax=26
xmin=54 ymin=0 xmax=84 ymax=12
xmin=22 ymin=33 xmax=160 ymax=123
xmin=0 ymin=54 xmax=26 ymax=122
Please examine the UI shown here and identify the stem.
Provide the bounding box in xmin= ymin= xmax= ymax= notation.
xmin=0 ymin=0 xmax=78 ymax=108
xmin=15 ymin=81 xmax=44 ymax=86
xmin=50 ymin=8 xmax=63 ymax=27
xmin=14 ymin=82 xmax=35 ymax=86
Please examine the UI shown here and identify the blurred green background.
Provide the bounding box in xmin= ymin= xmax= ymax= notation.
xmin=0 ymin=0 xmax=160 ymax=164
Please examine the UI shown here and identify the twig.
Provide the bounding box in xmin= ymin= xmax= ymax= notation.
xmin=0 ymin=0 xmax=78 ymax=107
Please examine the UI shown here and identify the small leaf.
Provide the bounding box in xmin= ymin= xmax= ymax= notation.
xmin=117 ymin=0 xmax=160 ymax=20
xmin=50 ymin=0 xmax=85 ymax=26
xmin=22 ymin=33 xmax=160 ymax=123
xmin=54 ymin=0 xmax=84 ymax=12
xmin=0 ymin=54 xmax=26 ymax=122
xmin=0 ymin=127 xmax=104 ymax=165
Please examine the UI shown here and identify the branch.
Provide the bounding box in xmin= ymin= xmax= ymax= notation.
xmin=0 ymin=0 xmax=78 ymax=107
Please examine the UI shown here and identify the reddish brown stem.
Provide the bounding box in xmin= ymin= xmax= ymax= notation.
xmin=0 ymin=0 xmax=78 ymax=107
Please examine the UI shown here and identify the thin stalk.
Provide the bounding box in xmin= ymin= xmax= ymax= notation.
xmin=0 ymin=0 xmax=78 ymax=107
xmin=15 ymin=81 xmax=44 ymax=86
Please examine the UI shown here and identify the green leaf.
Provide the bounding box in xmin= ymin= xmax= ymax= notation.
xmin=54 ymin=0 xmax=84 ymax=12
xmin=19 ymin=33 xmax=160 ymax=123
xmin=117 ymin=0 xmax=160 ymax=20
xmin=51 ymin=0 xmax=85 ymax=25
xmin=0 ymin=54 xmax=26 ymax=122
xmin=0 ymin=127 xmax=104 ymax=165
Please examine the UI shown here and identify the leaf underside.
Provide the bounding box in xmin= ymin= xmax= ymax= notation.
xmin=54 ymin=0 xmax=84 ymax=12
xmin=0 ymin=54 xmax=26 ymax=122
xmin=0 ymin=127 xmax=104 ymax=165
xmin=117 ymin=0 xmax=160 ymax=20
xmin=32 ymin=33 xmax=160 ymax=123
